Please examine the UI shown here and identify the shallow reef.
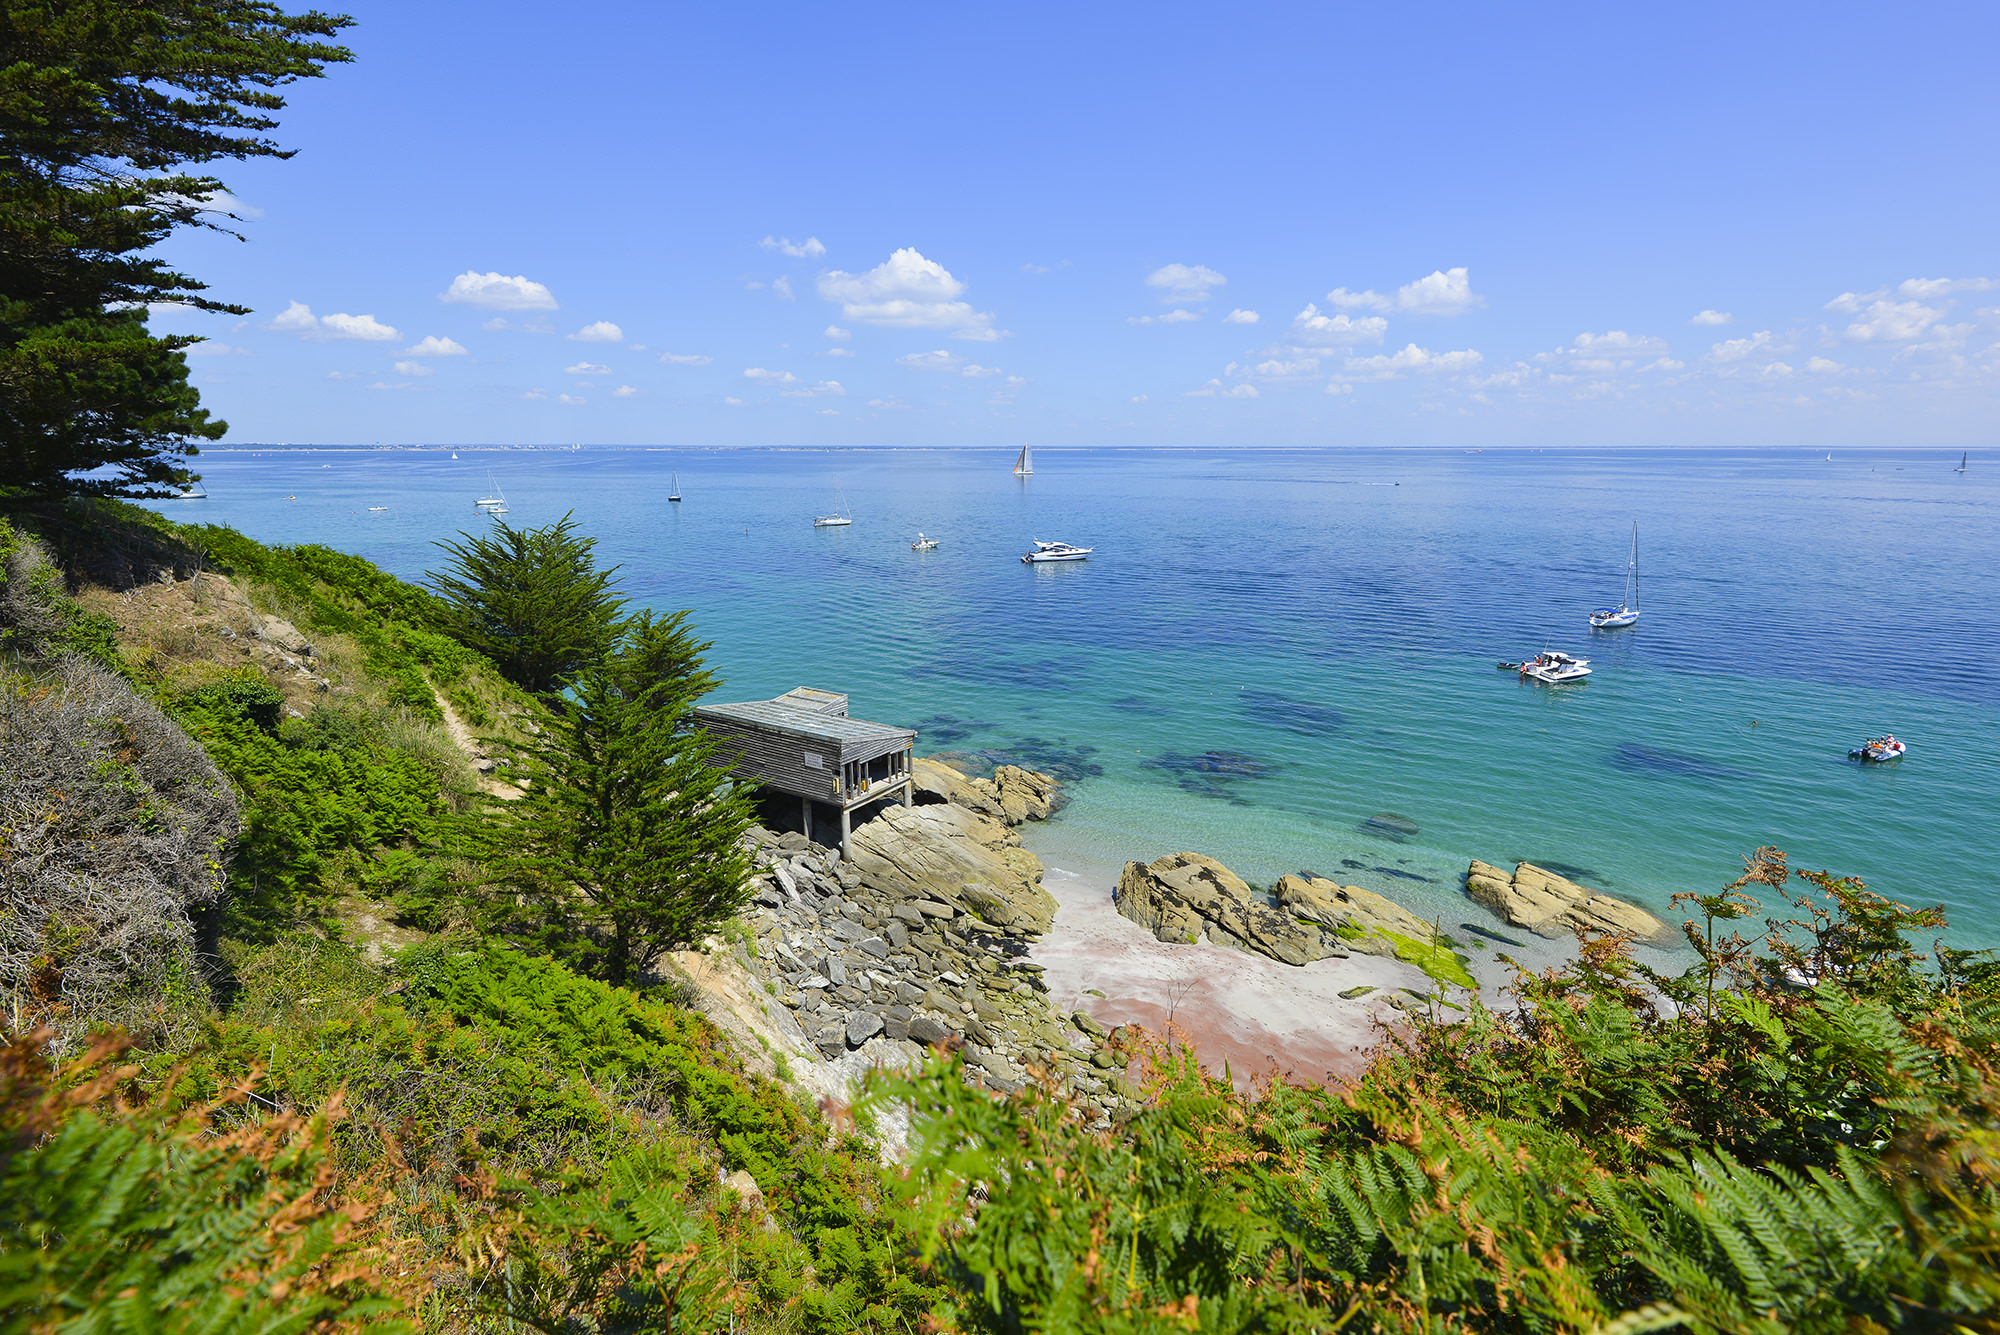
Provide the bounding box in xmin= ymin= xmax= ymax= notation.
xmin=1611 ymin=741 xmax=1746 ymax=782
xmin=1239 ymin=689 xmax=1346 ymax=737
xmin=1140 ymin=748 xmax=1279 ymax=804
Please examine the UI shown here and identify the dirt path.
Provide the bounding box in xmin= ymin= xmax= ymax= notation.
xmin=432 ymin=687 xmax=518 ymax=798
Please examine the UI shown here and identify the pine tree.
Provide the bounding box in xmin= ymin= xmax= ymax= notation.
xmin=0 ymin=0 xmax=352 ymax=497
xmin=430 ymin=513 xmax=626 ymax=696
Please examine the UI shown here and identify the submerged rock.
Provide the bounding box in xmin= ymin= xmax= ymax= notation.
xmin=1464 ymin=859 xmax=1672 ymax=945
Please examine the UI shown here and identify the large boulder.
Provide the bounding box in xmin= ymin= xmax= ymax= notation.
xmin=1274 ymin=874 xmax=1434 ymax=959
xmin=1464 ymin=859 xmax=1672 ymax=944
xmin=1115 ymin=852 xmax=1336 ymax=966
xmin=910 ymin=756 xmax=1059 ymax=826
xmin=849 ymin=801 xmax=1057 ymax=934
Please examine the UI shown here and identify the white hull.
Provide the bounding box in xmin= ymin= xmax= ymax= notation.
xmin=1589 ymin=608 xmax=1639 ymax=629
xmin=814 ymin=516 xmax=851 ymax=527
xmin=1521 ymin=664 xmax=1591 ymax=684
xmin=1022 ymin=550 xmax=1088 ymax=562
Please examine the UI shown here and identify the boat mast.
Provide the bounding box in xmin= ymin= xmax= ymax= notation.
xmin=1629 ymin=521 xmax=1639 ymax=611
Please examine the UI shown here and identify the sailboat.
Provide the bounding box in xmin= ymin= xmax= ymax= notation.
xmin=169 ymin=479 xmax=208 ymax=499
xmin=1956 ymin=452 xmax=1969 ymax=473
xmin=1588 ymin=523 xmax=1641 ymax=628
xmin=669 ymin=470 xmax=682 ymax=502
xmin=1013 ymin=444 xmax=1033 ymax=476
xmin=814 ymin=482 xmax=852 ymax=527
xmin=476 ymin=471 xmax=508 ymax=515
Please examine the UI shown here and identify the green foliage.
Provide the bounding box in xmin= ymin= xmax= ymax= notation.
xmin=873 ymin=857 xmax=2000 ymax=1334
xmin=428 ymin=513 xmax=626 ymax=696
xmin=0 ymin=0 xmax=353 ymax=497
xmin=171 ymin=671 xmax=455 ymax=927
xmin=0 ymin=1029 xmax=406 ymax=1335
xmin=479 ymin=610 xmax=755 ymax=985
xmin=0 ymin=516 xmax=122 ymax=670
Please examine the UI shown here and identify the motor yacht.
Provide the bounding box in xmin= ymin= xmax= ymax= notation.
xmin=1022 ymin=540 xmax=1091 ymax=563
xmin=1518 ymin=651 xmax=1592 ymax=685
xmin=911 ymin=532 xmax=939 ymax=551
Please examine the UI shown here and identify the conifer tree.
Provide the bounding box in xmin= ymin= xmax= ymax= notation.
xmin=0 ymin=0 xmax=353 ymax=497
xmin=430 ymin=513 xmax=625 ymax=695
xmin=484 ymin=611 xmax=754 ymax=986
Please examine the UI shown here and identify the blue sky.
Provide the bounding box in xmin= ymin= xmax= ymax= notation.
xmin=154 ymin=1 xmax=1999 ymax=448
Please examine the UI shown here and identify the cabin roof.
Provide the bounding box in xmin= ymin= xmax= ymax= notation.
xmin=692 ymin=698 xmax=915 ymax=749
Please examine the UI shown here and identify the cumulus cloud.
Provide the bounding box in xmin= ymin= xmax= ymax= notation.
xmin=441 ymin=271 xmax=558 ymax=310
xmin=724 ymin=396 xmax=745 ymax=406
xmin=742 ymin=367 xmax=798 ymax=385
xmin=403 ymin=335 xmax=468 ymax=356
xmin=520 ymin=388 xmax=546 ymax=399
xmin=896 ymin=350 xmax=963 ymax=372
xmin=1251 ymin=357 xmax=1319 ymax=380
xmin=1127 ymin=309 xmax=1199 ymax=325
xmin=184 ymin=340 xmax=249 ymax=357
xmin=317 ymin=312 xmax=400 ymax=341
xmin=559 ymin=394 xmax=586 ymax=405
xmin=1836 ymin=299 xmax=1944 ymax=342
xmin=761 ymin=235 xmax=826 ymax=259
xmin=1691 ymin=309 xmax=1732 ymax=326
xmin=1895 ymin=276 xmax=1994 ymax=299
xmin=659 ymin=352 xmax=711 ymax=365
xmin=1185 ymin=379 xmax=1258 ymax=398
xmin=1291 ymin=303 xmax=1388 ymax=345
xmin=823 ymin=346 xmax=855 ymax=357
xmin=1223 ymin=308 xmax=1259 ymax=324
xmin=773 ymin=275 xmax=795 ymax=301
xmin=780 ymin=380 xmax=846 ymax=398
xmin=1327 ymin=267 xmax=1481 ymax=316
xmin=564 ymin=361 xmax=613 ymax=375
xmin=1707 ymin=330 xmax=1777 ymax=362
xmin=1806 ymin=357 xmax=1844 ymax=373
xmin=824 ymin=325 xmax=851 ymax=340
xmin=263 ymin=301 xmax=319 ymax=332
xmin=817 ymin=408 xmax=839 ymax=416
xmin=866 ymin=397 xmax=913 ymax=410
xmin=1145 ymin=263 xmax=1226 ymax=302
xmin=818 ymin=248 xmax=1004 ymax=340
xmin=959 ymin=364 xmax=1001 ymax=378
xmin=568 ymin=321 xmax=623 ymax=342
xmin=1130 ymin=394 xmax=1148 ymax=403
xmin=481 ymin=315 xmax=551 ymax=333
xmin=391 ymin=360 xmax=433 ymax=376
xmin=1538 ymin=330 xmax=1672 ymax=373
xmin=1342 ymin=343 xmax=1484 ymax=380
xmin=613 ymin=385 xmax=639 ymax=397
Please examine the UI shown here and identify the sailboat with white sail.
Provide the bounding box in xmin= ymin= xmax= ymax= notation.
xmin=669 ymin=471 xmax=682 ymax=502
xmin=1956 ymin=452 xmax=1969 ymax=473
xmin=476 ymin=471 xmax=508 ymax=515
xmin=1013 ymin=444 xmax=1033 ymax=476
xmin=1588 ymin=523 xmax=1641 ymax=628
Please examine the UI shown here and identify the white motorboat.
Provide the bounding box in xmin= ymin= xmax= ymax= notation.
xmin=1517 ymin=651 xmax=1592 ymax=685
xmin=1013 ymin=444 xmax=1033 ymax=476
xmin=1022 ymin=540 xmax=1090 ymax=563
xmin=1849 ymin=735 xmax=1907 ymax=763
xmin=476 ymin=471 xmax=508 ymax=515
xmin=1588 ymin=522 xmax=1641 ymax=628
xmin=911 ymin=532 xmax=939 ymax=551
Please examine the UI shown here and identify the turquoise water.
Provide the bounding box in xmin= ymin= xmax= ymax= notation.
xmin=152 ymin=446 xmax=2000 ymax=949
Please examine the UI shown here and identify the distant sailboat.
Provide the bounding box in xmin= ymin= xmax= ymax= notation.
xmin=451 ymin=452 xmax=458 ymax=459
xmin=814 ymin=481 xmax=852 ymax=527
xmin=1956 ymin=452 xmax=1969 ymax=473
xmin=476 ymin=471 xmax=508 ymax=515
xmin=169 ymin=479 xmax=207 ymax=499
xmin=669 ymin=470 xmax=682 ymax=502
xmin=1588 ymin=523 xmax=1641 ymax=629
xmin=1013 ymin=444 xmax=1033 ymax=476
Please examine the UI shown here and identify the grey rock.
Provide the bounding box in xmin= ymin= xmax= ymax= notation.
xmin=846 ymin=1011 xmax=885 ymax=1046
xmin=884 ymin=919 xmax=910 ymax=949
xmin=813 ymin=1023 xmax=847 ymax=1059
xmin=857 ymin=936 xmax=891 ymax=959
xmin=830 ymin=919 xmax=871 ymax=943
xmin=884 ymin=1013 xmax=911 ymax=1041
xmin=909 ymin=1016 xmax=953 ymax=1045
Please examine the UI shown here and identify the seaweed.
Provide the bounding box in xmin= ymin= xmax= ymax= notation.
xmin=1360 ymin=811 xmax=1419 ymax=841
xmin=927 ymin=737 xmax=1104 ymax=784
xmin=910 ymin=712 xmax=991 ymax=746
xmin=1239 ymin=689 xmax=1345 ymax=737
xmin=1140 ymin=748 xmax=1277 ymax=804
xmin=1611 ymin=742 xmax=1745 ymax=782
xmin=1108 ymin=695 xmax=1171 ymax=716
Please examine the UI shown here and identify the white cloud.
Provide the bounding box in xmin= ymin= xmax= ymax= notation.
xmin=866 ymin=396 xmax=913 ymax=410
xmin=1252 ymin=357 xmax=1320 ymax=380
xmin=896 ymin=350 xmax=962 ymax=372
xmin=724 ymin=396 xmax=745 ymax=406
xmin=1223 ymin=308 xmax=1260 ymax=324
xmin=368 ymin=381 xmax=419 ymax=392
xmin=1291 ymin=303 xmax=1388 ymax=345
xmin=521 ymin=388 xmax=546 ymax=399
xmin=403 ymin=335 xmax=467 ymax=356
xmin=559 ymin=394 xmax=586 ymax=405
xmin=613 ymin=384 xmax=639 ymax=397
xmin=1691 ymin=309 xmax=1732 ymax=326
xmin=818 ymin=248 xmax=1004 ymax=340
xmin=824 ymin=325 xmax=851 ymax=340
xmin=659 ymin=352 xmax=711 ymax=365
xmin=781 ymin=380 xmax=846 ymax=398
xmin=1839 ymin=300 xmax=1944 ymax=342
xmin=1185 ymin=379 xmax=1258 ymax=398
xmin=392 ymin=360 xmax=433 ymax=376
xmin=1538 ymin=330 xmax=1672 ymax=373
xmin=742 ymin=367 xmax=798 ymax=384
xmin=1127 ymin=309 xmax=1200 ymax=325
xmin=1327 ymin=267 xmax=1481 ymax=316
xmin=1130 ymin=394 xmax=1148 ymax=403
xmin=1806 ymin=356 xmax=1844 ymax=373
xmin=482 ymin=315 xmax=551 ymax=333
xmin=441 ymin=271 xmax=558 ymax=310
xmin=325 ymin=370 xmax=359 ymax=380
xmin=564 ymin=361 xmax=613 ymax=375
xmin=1342 ymin=343 xmax=1484 ymax=379
xmin=959 ymin=364 xmax=1001 ymax=378
xmin=263 ymin=300 xmax=319 ymax=332
xmin=1145 ymin=263 xmax=1226 ymax=302
xmin=773 ymin=275 xmax=795 ymax=301
xmin=568 ymin=321 xmax=623 ymax=342
xmin=761 ymin=235 xmax=826 ymax=259
xmin=816 ymin=408 xmax=839 ymax=416
xmin=1708 ymin=330 xmax=1777 ymax=362
xmin=823 ymin=346 xmax=855 ymax=358
xmin=1326 ymin=382 xmax=1353 ymax=396
xmin=161 ymin=188 xmax=263 ymax=219
xmin=1641 ymin=357 xmax=1685 ymax=372
xmin=184 ymin=341 xmax=249 ymax=357
xmin=1896 ymin=276 xmax=1994 ymax=299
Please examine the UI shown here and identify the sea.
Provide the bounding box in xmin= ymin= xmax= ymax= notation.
xmin=144 ymin=446 xmax=2000 ymax=955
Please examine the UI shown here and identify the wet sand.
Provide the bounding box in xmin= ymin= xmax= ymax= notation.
xmin=1027 ymin=862 xmax=1434 ymax=1086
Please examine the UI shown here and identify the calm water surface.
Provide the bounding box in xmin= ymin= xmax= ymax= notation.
xmin=150 ymin=446 xmax=2000 ymax=949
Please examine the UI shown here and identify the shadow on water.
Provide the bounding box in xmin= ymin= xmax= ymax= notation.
xmin=1109 ymin=695 xmax=1173 ymax=716
xmin=1611 ymin=742 xmax=1747 ymax=782
xmin=1141 ymin=749 xmax=1279 ymax=805
xmin=1239 ymin=689 xmax=1346 ymax=737
xmin=910 ymin=713 xmax=991 ymax=746
xmin=928 ymin=737 xmax=1106 ymax=786
xmin=1360 ymin=812 xmax=1420 ymax=841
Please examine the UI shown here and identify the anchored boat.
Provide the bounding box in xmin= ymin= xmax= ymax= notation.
xmin=1013 ymin=444 xmax=1033 ymax=476
xmin=1022 ymin=539 xmax=1090 ymax=563
xmin=1850 ymin=735 xmax=1907 ymax=762
xmin=1589 ymin=522 xmax=1641 ymax=628
xmin=1514 ymin=651 xmax=1592 ymax=685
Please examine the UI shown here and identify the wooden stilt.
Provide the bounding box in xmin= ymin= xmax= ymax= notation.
xmin=840 ymin=804 xmax=852 ymax=860
xmin=801 ymin=795 xmax=811 ymax=842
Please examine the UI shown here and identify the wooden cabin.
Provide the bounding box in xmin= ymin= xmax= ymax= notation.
xmin=692 ymin=688 xmax=916 ymax=856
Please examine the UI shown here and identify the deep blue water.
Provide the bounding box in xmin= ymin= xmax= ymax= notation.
xmin=148 ymin=446 xmax=2000 ymax=948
